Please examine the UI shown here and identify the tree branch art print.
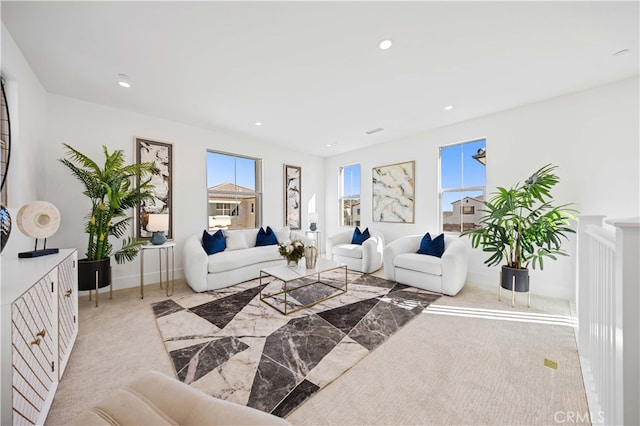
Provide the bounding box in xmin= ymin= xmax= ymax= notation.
xmin=135 ymin=138 xmax=173 ymax=240
xmin=372 ymin=161 xmax=415 ymax=223
xmin=284 ymin=164 xmax=301 ymax=230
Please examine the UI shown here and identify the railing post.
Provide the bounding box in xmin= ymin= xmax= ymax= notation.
xmin=607 ymin=217 xmax=640 ymax=426
xmin=576 ymin=215 xmax=606 ymax=345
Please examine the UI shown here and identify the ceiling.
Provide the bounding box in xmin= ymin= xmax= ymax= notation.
xmin=2 ymin=1 xmax=638 ymax=157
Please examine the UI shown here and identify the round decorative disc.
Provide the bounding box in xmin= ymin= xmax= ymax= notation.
xmin=16 ymin=201 xmax=61 ymax=239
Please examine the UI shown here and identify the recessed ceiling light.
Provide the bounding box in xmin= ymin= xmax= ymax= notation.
xmin=117 ymin=73 xmax=131 ymax=88
xmin=444 ymin=105 xmax=455 ymax=111
xmin=326 ymin=144 xmax=332 ymax=148
xmin=379 ymin=39 xmax=393 ymax=50
xmin=613 ymin=49 xmax=630 ymax=56
xmin=254 ymin=122 xmax=262 ymax=126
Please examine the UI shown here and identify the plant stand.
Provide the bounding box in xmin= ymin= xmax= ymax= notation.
xmin=79 ymin=258 xmax=112 ymax=307
xmin=499 ymin=266 xmax=530 ymax=308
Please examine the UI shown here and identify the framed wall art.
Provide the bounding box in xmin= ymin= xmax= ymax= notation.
xmin=135 ymin=137 xmax=173 ymax=240
xmin=372 ymin=160 xmax=415 ymax=223
xmin=284 ymin=164 xmax=301 ymax=230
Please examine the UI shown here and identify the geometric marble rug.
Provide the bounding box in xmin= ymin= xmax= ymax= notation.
xmin=151 ymin=270 xmax=440 ymax=418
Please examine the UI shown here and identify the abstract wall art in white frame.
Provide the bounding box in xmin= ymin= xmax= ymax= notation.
xmin=372 ymin=160 xmax=415 ymax=223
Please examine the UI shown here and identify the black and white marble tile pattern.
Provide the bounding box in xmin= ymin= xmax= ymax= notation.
xmin=152 ymin=272 xmax=440 ymax=418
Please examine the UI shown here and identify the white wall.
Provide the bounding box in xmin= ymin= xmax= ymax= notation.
xmin=2 ymin=21 xmax=325 ymax=292
xmin=324 ymin=77 xmax=640 ymax=300
xmin=44 ymin=95 xmax=324 ymax=290
xmin=0 ymin=24 xmax=50 ymax=259
xmin=3 ymin=18 xmax=638 ymax=299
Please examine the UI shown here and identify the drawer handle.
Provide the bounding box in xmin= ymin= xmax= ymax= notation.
xmin=31 ymin=329 xmax=46 ymax=345
xmin=65 ymin=289 xmax=72 ymax=297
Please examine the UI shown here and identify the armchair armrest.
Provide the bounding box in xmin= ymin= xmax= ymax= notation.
xmin=383 ymin=235 xmax=422 ymax=281
xmin=441 ymin=237 xmax=468 ymax=294
xmin=183 ymin=234 xmax=209 ymax=292
xmin=361 ymin=234 xmax=385 ymax=273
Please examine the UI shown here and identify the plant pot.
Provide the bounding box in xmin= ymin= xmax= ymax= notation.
xmin=500 ymin=265 xmax=529 ymax=293
xmin=78 ymin=257 xmax=111 ymax=291
xmin=287 ymin=259 xmax=299 ymax=268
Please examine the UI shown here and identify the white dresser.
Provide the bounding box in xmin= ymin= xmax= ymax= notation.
xmin=1 ymin=249 xmax=78 ymax=426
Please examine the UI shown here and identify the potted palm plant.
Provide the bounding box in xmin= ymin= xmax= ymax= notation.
xmin=461 ymin=164 xmax=578 ymax=293
xmin=59 ymin=144 xmax=156 ymax=291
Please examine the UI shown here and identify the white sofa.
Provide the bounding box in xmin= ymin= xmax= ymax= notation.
xmin=183 ymin=227 xmax=312 ymax=292
xmin=70 ymin=370 xmax=290 ymax=425
xmin=383 ymin=234 xmax=468 ymax=296
xmin=326 ymin=228 xmax=384 ymax=274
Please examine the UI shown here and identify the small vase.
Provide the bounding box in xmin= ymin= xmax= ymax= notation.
xmin=287 ymin=259 xmax=298 ymax=268
xmin=305 ymin=246 xmax=318 ymax=269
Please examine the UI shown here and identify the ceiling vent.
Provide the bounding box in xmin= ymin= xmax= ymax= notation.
xmin=365 ymin=127 xmax=384 ymax=135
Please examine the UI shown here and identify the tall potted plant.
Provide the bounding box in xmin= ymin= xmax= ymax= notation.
xmin=461 ymin=164 xmax=578 ymax=293
xmin=59 ymin=144 xmax=156 ymax=291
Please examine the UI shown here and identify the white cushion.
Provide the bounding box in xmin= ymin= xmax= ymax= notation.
xmin=394 ymin=253 xmax=442 ymax=276
xmin=275 ymin=226 xmax=290 ymax=244
xmin=208 ymin=245 xmax=280 ymax=273
xmin=224 ymin=229 xmax=250 ymax=250
xmin=332 ymin=244 xmax=363 ymax=259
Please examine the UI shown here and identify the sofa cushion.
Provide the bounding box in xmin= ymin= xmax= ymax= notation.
xmin=224 ymin=229 xmax=250 ymax=250
xmin=417 ymin=232 xmax=445 ymax=257
xmin=202 ymin=229 xmax=226 ymax=255
xmin=394 ymin=253 xmax=443 ymax=276
xmin=332 ymin=243 xmax=363 ymax=259
xmin=351 ymin=227 xmax=370 ymax=245
xmin=256 ymin=226 xmax=278 ymax=246
xmin=208 ymin=245 xmax=281 ymax=273
xmin=275 ymin=226 xmax=290 ymax=243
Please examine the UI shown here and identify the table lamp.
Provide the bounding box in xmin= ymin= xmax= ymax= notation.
xmin=147 ymin=214 xmax=169 ymax=245
xmin=308 ymin=212 xmax=318 ymax=231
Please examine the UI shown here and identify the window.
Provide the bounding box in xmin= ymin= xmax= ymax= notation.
xmin=462 ymin=206 xmax=475 ymax=215
xmin=207 ymin=151 xmax=262 ymax=230
xmin=340 ymin=164 xmax=360 ymax=227
xmin=440 ymin=139 xmax=486 ymax=233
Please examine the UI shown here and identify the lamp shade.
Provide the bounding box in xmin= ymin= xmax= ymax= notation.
xmin=308 ymin=212 xmax=318 ymax=223
xmin=147 ymin=214 xmax=169 ymax=232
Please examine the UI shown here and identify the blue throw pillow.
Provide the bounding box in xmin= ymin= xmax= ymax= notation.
xmin=351 ymin=227 xmax=370 ymax=245
xmin=417 ymin=232 xmax=445 ymax=257
xmin=202 ymin=229 xmax=226 ymax=255
xmin=256 ymin=226 xmax=278 ymax=246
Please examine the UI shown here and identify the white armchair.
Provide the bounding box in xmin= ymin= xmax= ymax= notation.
xmin=326 ymin=228 xmax=384 ymax=273
xmin=383 ymin=234 xmax=468 ymax=296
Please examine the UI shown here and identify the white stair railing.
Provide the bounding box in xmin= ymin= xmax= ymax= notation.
xmin=576 ymin=215 xmax=639 ymax=426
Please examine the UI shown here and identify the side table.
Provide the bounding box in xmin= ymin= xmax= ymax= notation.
xmin=305 ymin=230 xmax=322 ymax=254
xmin=139 ymin=241 xmax=175 ymax=299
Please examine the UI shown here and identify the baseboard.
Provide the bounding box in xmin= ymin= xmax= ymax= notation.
xmin=466 ymin=270 xmax=573 ymax=301
xmin=78 ymin=268 xmax=185 ymax=293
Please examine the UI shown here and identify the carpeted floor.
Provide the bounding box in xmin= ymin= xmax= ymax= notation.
xmin=151 ymin=270 xmax=440 ymax=417
xmin=45 ymin=274 xmax=590 ymax=425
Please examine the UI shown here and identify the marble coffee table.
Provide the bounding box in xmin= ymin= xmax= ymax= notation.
xmin=259 ymin=258 xmax=348 ymax=315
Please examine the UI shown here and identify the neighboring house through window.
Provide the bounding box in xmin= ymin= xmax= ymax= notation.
xmin=440 ymin=139 xmax=486 ymax=233
xmin=207 ymin=151 xmax=262 ymax=230
xmin=340 ymin=164 xmax=361 ymax=227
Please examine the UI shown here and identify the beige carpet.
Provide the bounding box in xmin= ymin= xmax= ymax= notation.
xmin=45 ymin=277 xmax=589 ymax=425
